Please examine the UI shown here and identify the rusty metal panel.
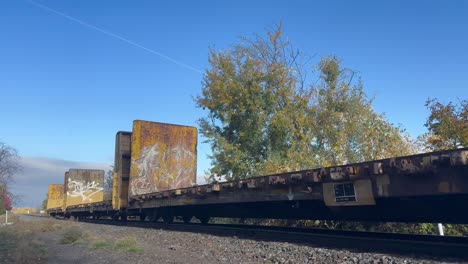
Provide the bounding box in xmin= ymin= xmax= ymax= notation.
xmin=377 ymin=149 xmax=468 ymax=197
xmin=113 ymin=131 xmax=132 ymax=210
xmin=65 ymin=169 xmax=105 ymax=207
xmin=323 ymin=180 xmax=375 ymax=206
xmin=115 ymin=131 xmax=132 ymax=177
xmin=112 ymin=172 xmax=120 ymax=210
xmin=112 ymin=170 xmax=129 ymax=210
xmin=46 ymin=184 xmax=64 ymax=210
xmin=62 ymin=172 xmax=69 ymax=212
xmin=128 ymin=148 xmax=468 ymax=211
xmin=129 ymin=120 xmax=197 ymax=197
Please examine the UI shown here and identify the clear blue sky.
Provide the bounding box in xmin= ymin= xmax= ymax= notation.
xmin=1 ymin=0 xmax=467 ymax=179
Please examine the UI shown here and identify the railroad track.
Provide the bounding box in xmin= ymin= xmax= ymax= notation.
xmin=74 ymin=218 xmax=468 ymax=259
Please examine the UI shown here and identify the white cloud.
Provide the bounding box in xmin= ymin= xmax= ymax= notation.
xmin=10 ymin=156 xmax=111 ymax=208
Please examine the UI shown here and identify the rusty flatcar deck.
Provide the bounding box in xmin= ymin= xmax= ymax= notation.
xmin=125 ymin=148 xmax=468 ymax=223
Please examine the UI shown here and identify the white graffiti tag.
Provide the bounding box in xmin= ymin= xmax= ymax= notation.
xmin=130 ymin=144 xmax=160 ymax=195
xmin=131 ymin=143 xmax=195 ymax=196
xmin=165 ymin=145 xmax=195 ymax=189
xmin=67 ymin=180 xmax=103 ymax=202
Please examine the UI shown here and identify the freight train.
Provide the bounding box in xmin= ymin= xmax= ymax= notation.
xmin=46 ymin=120 xmax=468 ymax=224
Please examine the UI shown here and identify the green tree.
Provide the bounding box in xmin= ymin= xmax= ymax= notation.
xmin=104 ymin=166 xmax=114 ymax=193
xmin=419 ymin=98 xmax=467 ymax=151
xmin=41 ymin=192 xmax=48 ymax=210
xmin=197 ymin=25 xmax=415 ymax=181
xmin=197 ymin=24 xmax=312 ymax=180
xmin=312 ymin=56 xmax=416 ymax=166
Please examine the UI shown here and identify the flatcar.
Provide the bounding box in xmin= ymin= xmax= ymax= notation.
xmin=47 ymin=120 xmax=468 ymax=224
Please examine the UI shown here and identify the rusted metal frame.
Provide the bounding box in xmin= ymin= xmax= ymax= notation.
xmin=129 ymin=169 xmax=317 ymax=202
xmin=131 ymin=180 xmax=322 ymax=209
xmin=67 ymin=203 xmax=114 ymax=214
xmin=127 ymin=148 xmax=467 ymax=211
xmin=113 ymin=131 xmax=132 ymax=210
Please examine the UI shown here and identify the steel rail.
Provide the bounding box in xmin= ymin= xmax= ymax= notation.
xmin=74 ymin=218 xmax=468 ymax=260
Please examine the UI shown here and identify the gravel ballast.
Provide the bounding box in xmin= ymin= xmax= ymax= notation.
xmin=22 ymin=216 xmax=462 ymax=264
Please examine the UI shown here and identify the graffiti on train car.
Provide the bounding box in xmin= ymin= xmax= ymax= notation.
xmin=131 ymin=143 xmax=196 ymax=195
xmin=67 ymin=180 xmax=104 ymax=202
xmin=130 ymin=120 xmax=197 ymax=196
xmin=65 ymin=169 xmax=106 ymax=207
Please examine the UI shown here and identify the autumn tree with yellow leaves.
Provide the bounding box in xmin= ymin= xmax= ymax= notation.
xmin=197 ymin=25 xmax=415 ymax=181
xmin=419 ymin=98 xmax=467 ymax=151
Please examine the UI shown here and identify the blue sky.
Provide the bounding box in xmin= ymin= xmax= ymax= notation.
xmin=1 ymin=1 xmax=467 ymax=206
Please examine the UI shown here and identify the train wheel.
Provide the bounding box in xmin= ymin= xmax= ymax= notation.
xmin=198 ymin=216 xmax=210 ymax=224
xmin=149 ymin=210 xmax=159 ymax=222
xmin=182 ymin=216 xmax=192 ymax=223
xmin=163 ymin=215 xmax=174 ymax=224
xmin=120 ymin=213 xmax=128 ymax=222
xmin=140 ymin=213 xmax=146 ymax=221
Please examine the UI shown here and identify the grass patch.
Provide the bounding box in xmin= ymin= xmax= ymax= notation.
xmin=114 ymin=236 xmax=143 ymax=253
xmin=58 ymin=224 xmax=141 ymax=253
xmin=39 ymin=220 xmax=63 ymax=232
xmin=0 ymin=229 xmax=17 ymax=260
xmin=13 ymin=237 xmax=47 ymax=264
xmin=92 ymin=240 xmax=113 ymax=250
xmin=0 ymin=221 xmax=48 ymax=263
xmin=60 ymin=226 xmax=87 ymax=244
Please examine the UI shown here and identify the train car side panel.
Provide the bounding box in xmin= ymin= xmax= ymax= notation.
xmin=66 ymin=169 xmax=106 ymax=207
xmin=46 ymin=184 xmax=64 ymax=209
xmin=113 ymin=131 xmax=132 ymax=210
xmin=62 ymin=172 xmax=69 ymax=212
xmin=129 ymin=120 xmax=197 ymax=197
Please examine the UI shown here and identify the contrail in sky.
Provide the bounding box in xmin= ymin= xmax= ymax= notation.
xmin=27 ymin=1 xmax=203 ymax=74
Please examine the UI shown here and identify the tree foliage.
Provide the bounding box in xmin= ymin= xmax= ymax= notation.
xmin=0 ymin=142 xmax=20 ymax=187
xmin=41 ymin=192 xmax=48 ymax=210
xmin=313 ymin=57 xmax=416 ymax=166
xmin=197 ymin=25 xmax=415 ymax=181
xmin=419 ymin=98 xmax=467 ymax=151
xmin=0 ymin=141 xmax=20 ymax=211
xmin=104 ymin=166 xmax=114 ymax=193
